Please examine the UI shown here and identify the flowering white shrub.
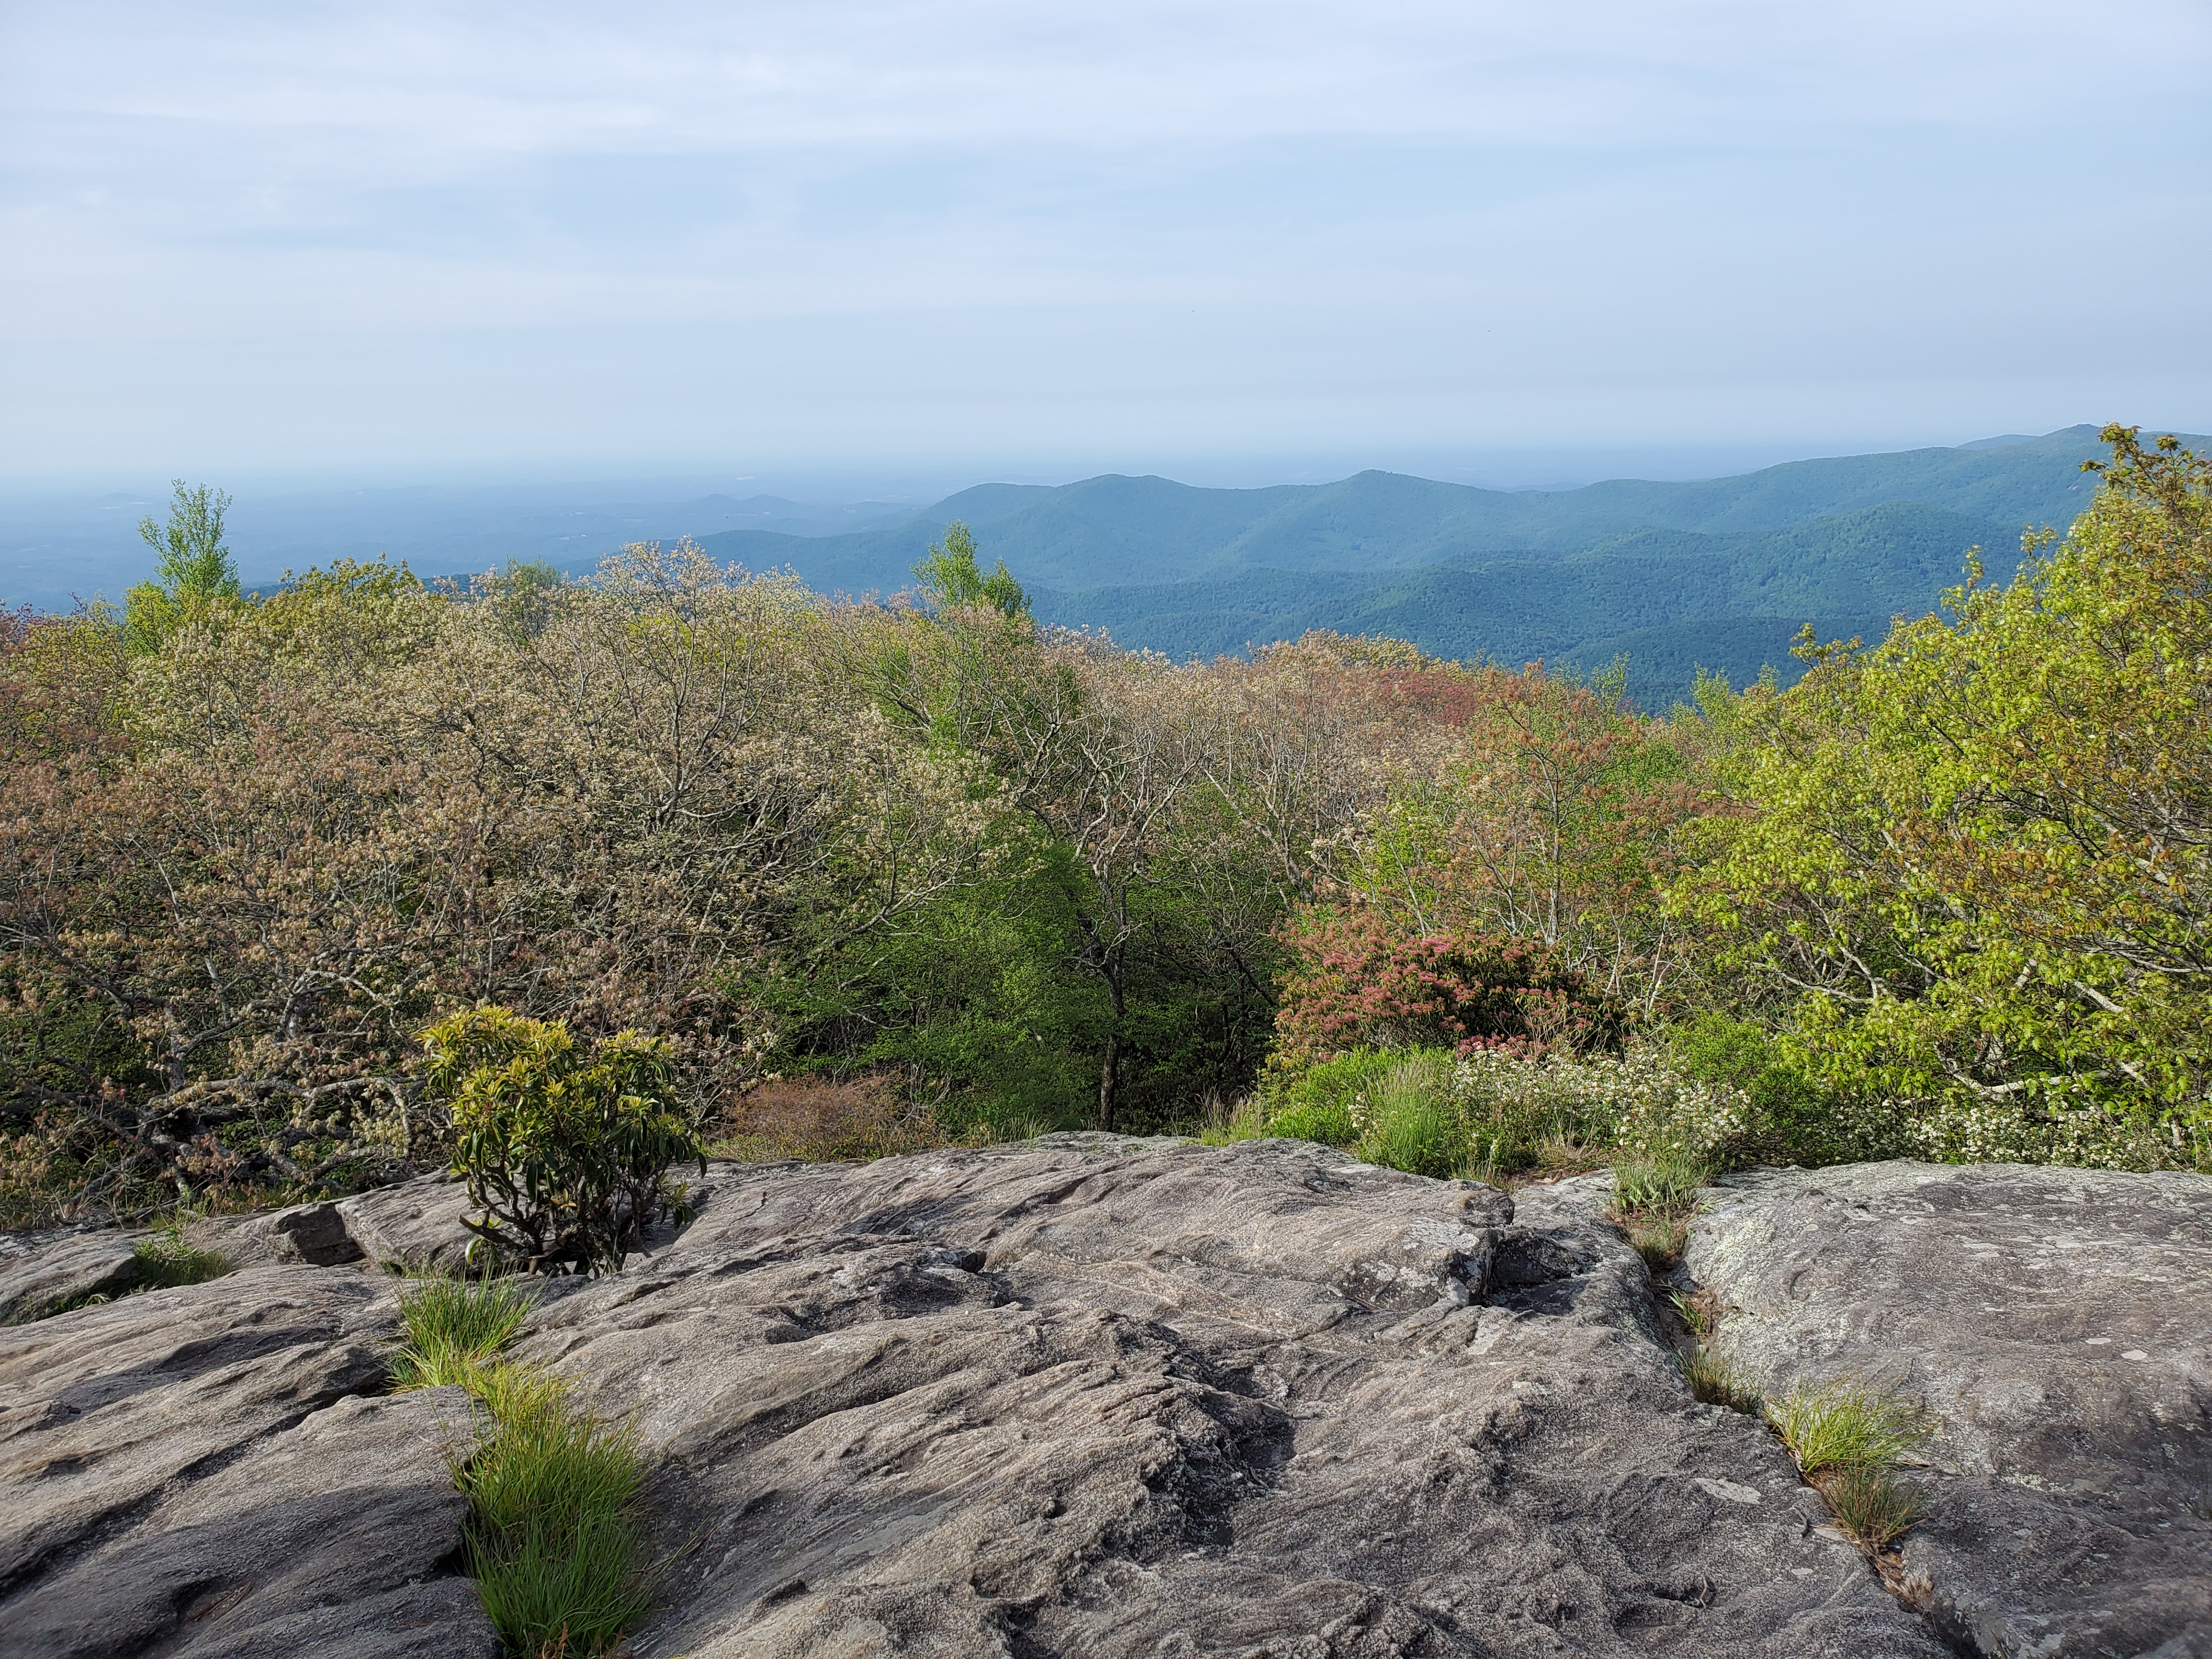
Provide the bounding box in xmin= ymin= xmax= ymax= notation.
xmin=1908 ymin=1092 xmax=2196 ymax=1171
xmin=1449 ymin=1045 xmax=1752 ymax=1163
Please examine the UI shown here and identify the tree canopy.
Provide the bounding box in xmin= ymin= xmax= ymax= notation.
xmin=4 ymin=429 xmax=2207 ymax=1224
xmin=123 ymin=480 xmax=241 ymax=654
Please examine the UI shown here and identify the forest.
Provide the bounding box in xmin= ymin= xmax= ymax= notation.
xmin=2 ymin=425 xmax=2207 ymax=1227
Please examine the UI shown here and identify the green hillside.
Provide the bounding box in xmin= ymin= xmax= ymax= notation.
xmin=691 ymin=427 xmax=2202 ymax=706
xmin=698 ymin=426 xmax=2138 ymax=596
xmin=1554 ymin=614 xmax=1896 ymax=712
xmin=1028 ymin=500 xmax=2023 ymax=705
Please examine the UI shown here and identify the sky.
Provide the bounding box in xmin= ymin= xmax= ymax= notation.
xmin=2 ymin=1 xmax=2209 ymax=490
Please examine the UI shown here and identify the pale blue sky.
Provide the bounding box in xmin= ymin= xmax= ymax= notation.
xmin=2 ymin=1 xmax=2207 ymax=487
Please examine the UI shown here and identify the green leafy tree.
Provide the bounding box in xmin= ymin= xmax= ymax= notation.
xmin=915 ymin=521 xmax=1029 ymax=619
xmin=422 ymin=1007 xmax=705 ymax=1275
xmin=124 ymin=481 xmax=241 ymax=653
xmin=1679 ymin=426 xmax=2212 ymax=1169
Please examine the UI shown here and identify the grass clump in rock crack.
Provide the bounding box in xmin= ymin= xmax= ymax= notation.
xmin=131 ymin=1217 xmax=230 ymax=1290
xmin=458 ymin=1367 xmax=656 ymax=1659
xmin=390 ymin=1273 xmax=656 ymax=1657
xmin=21 ymin=1216 xmax=231 ymax=1322
xmin=1666 ymin=1291 xmax=1760 ymax=1413
xmin=1678 ymin=1346 xmax=1763 ymax=1414
xmin=1610 ymin=1151 xmax=1707 ymax=1269
xmin=391 ymin=1273 xmax=537 ymax=1389
xmin=1769 ymin=1377 xmax=1931 ymax=1551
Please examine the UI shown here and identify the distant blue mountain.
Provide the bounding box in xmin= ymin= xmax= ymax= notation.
xmin=697 ymin=425 xmax=2182 ymax=706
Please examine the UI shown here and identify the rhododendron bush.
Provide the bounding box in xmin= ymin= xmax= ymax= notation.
xmin=1270 ymin=910 xmax=1624 ymax=1065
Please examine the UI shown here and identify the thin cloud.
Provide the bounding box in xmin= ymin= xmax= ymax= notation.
xmin=1 ymin=1 xmax=2206 ymax=476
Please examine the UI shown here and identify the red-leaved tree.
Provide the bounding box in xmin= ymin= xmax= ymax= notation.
xmin=1272 ymin=909 xmax=1624 ymax=1066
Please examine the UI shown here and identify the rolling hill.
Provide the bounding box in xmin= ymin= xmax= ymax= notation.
xmin=696 ymin=425 xmax=2181 ymax=706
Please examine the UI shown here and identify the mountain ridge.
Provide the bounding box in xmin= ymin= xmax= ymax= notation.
xmin=690 ymin=426 xmax=2186 ymax=704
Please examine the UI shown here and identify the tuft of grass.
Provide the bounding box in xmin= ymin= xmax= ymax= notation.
xmin=1358 ymin=1052 xmax=1465 ymax=1178
xmin=1668 ymin=1290 xmax=1713 ymax=1339
xmin=1626 ymin=1214 xmax=1689 ymax=1271
xmin=392 ymin=1273 xmax=536 ymax=1390
xmin=1533 ymin=1127 xmax=1603 ymax=1177
xmin=131 ymin=1219 xmax=232 ymax=1291
xmin=1768 ymin=1378 xmax=1929 ymax=1475
xmin=1195 ymin=1094 xmax=1268 ymax=1146
xmin=24 ymin=1217 xmax=232 ymax=1321
xmin=1611 ymin=1152 xmax=1707 ymax=1270
xmin=1768 ymin=1376 xmax=1932 ymax=1553
xmin=1679 ymin=1347 xmax=1763 ymax=1414
xmin=1613 ymin=1152 xmax=1707 ymax=1216
xmin=1813 ymin=1463 xmax=1923 ymax=1550
xmin=1466 ymin=1135 xmax=1509 ymax=1188
xmin=458 ymin=1365 xmax=655 ymax=1658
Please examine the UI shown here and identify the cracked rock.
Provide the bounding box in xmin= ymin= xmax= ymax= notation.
xmin=1686 ymin=1159 xmax=2212 ymax=1659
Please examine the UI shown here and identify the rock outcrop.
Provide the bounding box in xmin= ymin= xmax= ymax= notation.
xmin=0 ymin=1139 xmax=2204 ymax=1657
xmin=0 ymin=1262 xmax=498 ymax=1656
xmin=1687 ymin=1160 xmax=2212 ymax=1659
xmin=0 ymin=1229 xmax=142 ymax=1324
xmin=335 ymin=1175 xmax=482 ymax=1275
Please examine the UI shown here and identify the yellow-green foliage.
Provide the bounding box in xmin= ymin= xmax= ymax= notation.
xmin=122 ymin=481 xmax=242 ymax=657
xmin=1767 ymin=1376 xmax=1932 ymax=1551
xmin=1769 ymin=1378 xmax=1929 ymax=1475
xmin=458 ymin=1367 xmax=654 ymax=1659
xmin=391 ymin=1273 xmax=535 ymax=1389
xmin=391 ymin=1273 xmax=652 ymax=1656
xmin=422 ymin=1009 xmax=702 ymax=1276
xmin=1683 ymin=427 xmax=2212 ymax=1170
xmin=10 ymin=431 xmax=2210 ymax=1231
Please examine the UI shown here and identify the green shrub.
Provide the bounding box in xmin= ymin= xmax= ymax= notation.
xmin=1257 ymin=1048 xmax=1404 ymax=1147
xmin=392 ymin=1274 xmax=536 ymax=1389
xmin=422 ymin=1009 xmax=705 ymax=1276
xmin=1355 ymin=1051 xmax=1467 ymax=1177
xmin=1669 ymin=1013 xmax=1863 ymax=1167
xmin=1266 ymin=1097 xmax=1357 ymax=1145
xmin=1449 ymin=1048 xmax=1575 ymax=1169
xmin=456 ymin=1365 xmax=654 ymax=1658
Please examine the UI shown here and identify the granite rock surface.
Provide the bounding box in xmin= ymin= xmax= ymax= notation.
xmin=521 ymin=1142 xmax=1936 ymax=1657
xmin=1685 ymin=1159 xmax=2212 ymax=1659
xmin=1 ymin=1141 xmax=2204 ymax=1657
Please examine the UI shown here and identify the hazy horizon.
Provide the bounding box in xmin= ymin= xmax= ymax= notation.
xmin=4 ymin=2 xmax=2207 ymax=487
xmin=0 ymin=421 xmax=2160 ymax=614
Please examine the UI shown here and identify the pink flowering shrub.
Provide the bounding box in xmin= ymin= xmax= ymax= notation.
xmin=1272 ymin=910 xmax=1624 ymax=1066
